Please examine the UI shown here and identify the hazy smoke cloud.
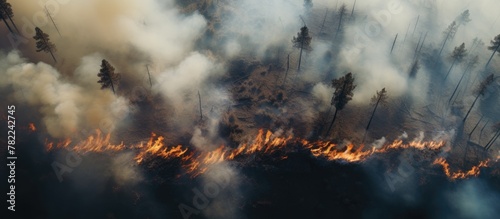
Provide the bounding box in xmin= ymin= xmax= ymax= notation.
xmin=1 ymin=0 xmax=500 ymax=218
xmin=439 ymin=179 xmax=500 ymax=219
xmin=0 ymin=51 xmax=129 ymax=137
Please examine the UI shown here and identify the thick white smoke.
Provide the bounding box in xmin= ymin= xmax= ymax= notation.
xmin=0 ymin=51 xmax=129 ymax=137
xmin=217 ymin=0 xmax=499 ymax=106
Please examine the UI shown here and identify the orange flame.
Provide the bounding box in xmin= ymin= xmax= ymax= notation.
xmin=134 ymin=133 xmax=189 ymax=163
xmin=28 ymin=123 xmax=36 ymax=132
xmin=44 ymin=129 xmax=497 ymax=180
xmin=72 ymin=130 xmax=125 ymax=153
xmin=46 ymin=138 xmax=71 ymax=151
xmin=45 ymin=130 xmax=125 ymax=153
xmin=432 ymin=158 xmax=490 ymax=180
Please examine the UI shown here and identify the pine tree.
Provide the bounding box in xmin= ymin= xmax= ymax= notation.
xmin=292 ymin=25 xmax=312 ymax=71
xmin=456 ymin=9 xmax=471 ymax=28
xmin=0 ymin=0 xmax=14 ymax=34
xmin=2 ymin=0 xmax=19 ymax=34
xmin=33 ymin=27 xmax=57 ymax=63
xmin=325 ymin=72 xmax=356 ymax=137
xmin=438 ymin=21 xmax=458 ymax=57
xmin=335 ymin=3 xmax=348 ymax=39
xmin=97 ymin=59 xmax=120 ymax=94
xmin=303 ymin=0 xmax=313 ymax=10
xmin=444 ymin=42 xmax=467 ymax=81
xmin=485 ymin=34 xmax=500 ymax=68
xmin=463 ymin=74 xmax=495 ymax=123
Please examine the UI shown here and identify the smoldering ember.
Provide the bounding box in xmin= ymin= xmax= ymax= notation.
xmin=0 ymin=0 xmax=499 ymax=218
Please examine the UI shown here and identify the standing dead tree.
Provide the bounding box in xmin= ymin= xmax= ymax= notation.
xmin=198 ymin=91 xmax=203 ymax=120
xmin=412 ymin=15 xmax=420 ymax=37
xmin=325 ymin=72 xmax=356 ymax=137
xmin=469 ymin=115 xmax=484 ymax=139
xmin=98 ymin=59 xmax=120 ymax=94
xmin=0 ymin=6 xmax=12 ymax=34
xmin=350 ymin=0 xmax=356 ymax=19
xmin=413 ymin=32 xmax=423 ymax=59
xmin=438 ymin=21 xmax=458 ymax=57
xmin=146 ymin=65 xmax=152 ymax=88
xmin=292 ymin=25 xmax=312 ymax=72
xmin=335 ymin=3 xmax=348 ymax=39
xmin=417 ymin=32 xmax=428 ymax=55
xmin=33 ymin=27 xmax=57 ymax=63
xmin=463 ymin=74 xmax=495 ymax=123
xmin=390 ymin=34 xmax=398 ymax=54
xmin=318 ymin=9 xmax=328 ymax=36
xmin=449 ymin=55 xmax=478 ymax=103
xmin=45 ymin=6 xmax=61 ymax=37
xmin=282 ymin=53 xmax=291 ymax=86
xmin=479 ymin=120 xmax=490 ymax=144
xmin=485 ymin=122 xmax=500 ymax=150
xmin=362 ymin=88 xmax=388 ymax=142
xmin=402 ymin=23 xmax=411 ymax=46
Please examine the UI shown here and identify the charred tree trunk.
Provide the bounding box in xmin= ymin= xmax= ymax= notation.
xmin=198 ymin=90 xmax=202 ymax=120
xmin=468 ymin=115 xmax=483 ymax=139
xmin=335 ymin=10 xmax=344 ymax=39
xmin=443 ymin=58 xmax=456 ymax=81
xmin=282 ymin=53 xmax=290 ymax=86
xmin=438 ymin=30 xmax=452 ymax=57
xmin=402 ymin=23 xmax=410 ymax=46
xmin=46 ymin=7 xmax=61 ymax=37
xmin=412 ymin=15 xmax=419 ymax=38
xmin=325 ymin=108 xmax=339 ymax=138
xmin=413 ymin=32 xmax=423 ymax=59
xmin=485 ymin=130 xmax=500 ymax=150
xmin=479 ymin=120 xmax=490 ymax=144
xmin=351 ymin=0 xmax=356 ymax=17
xmin=485 ymin=43 xmax=500 ymax=69
xmin=297 ymin=42 xmax=303 ymax=71
xmin=390 ymin=34 xmax=398 ymax=54
xmin=418 ymin=32 xmax=428 ymax=55
xmin=39 ymin=31 xmax=57 ymax=63
xmin=146 ymin=65 xmax=152 ymax=88
xmin=109 ymin=80 xmax=115 ymax=94
xmin=362 ymin=95 xmax=382 ymax=142
xmin=463 ymin=93 xmax=480 ymax=123
xmin=1 ymin=15 xmax=14 ymax=34
xmin=315 ymin=105 xmax=332 ymax=139
xmin=449 ymin=63 xmax=471 ymax=103
xmin=318 ymin=9 xmax=328 ymax=35
xmin=48 ymin=50 xmax=57 ymax=63
xmin=6 ymin=15 xmax=19 ymax=34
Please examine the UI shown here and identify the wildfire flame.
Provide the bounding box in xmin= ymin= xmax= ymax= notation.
xmin=46 ymin=130 xmax=125 ymax=153
xmin=433 ymin=157 xmax=490 ymax=180
xmin=28 ymin=123 xmax=36 ymax=132
xmin=73 ymin=130 xmax=126 ymax=153
xmin=134 ymin=133 xmax=190 ymax=164
xmin=44 ymin=129 xmax=496 ymax=179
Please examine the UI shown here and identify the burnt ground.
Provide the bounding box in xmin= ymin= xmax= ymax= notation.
xmin=2 ymin=127 xmax=500 ymax=219
xmin=2 ymin=56 xmax=499 ymax=219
